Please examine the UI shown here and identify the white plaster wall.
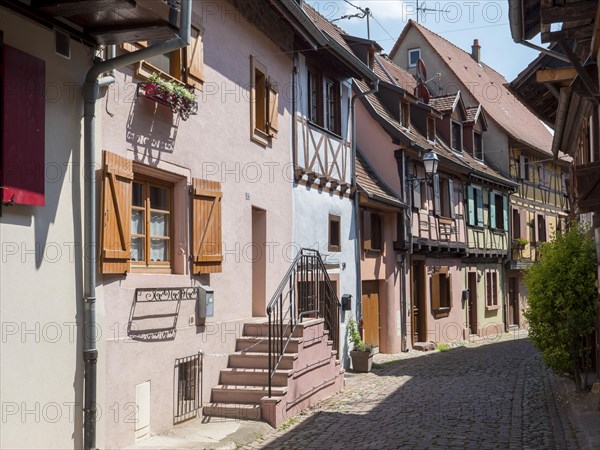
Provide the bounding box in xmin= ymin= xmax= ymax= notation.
xmin=0 ymin=8 xmax=93 ymax=449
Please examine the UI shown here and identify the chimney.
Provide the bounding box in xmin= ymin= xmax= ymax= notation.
xmin=471 ymin=39 xmax=481 ymax=63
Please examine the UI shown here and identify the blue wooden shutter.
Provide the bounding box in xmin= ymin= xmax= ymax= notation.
xmin=467 ymin=186 xmax=475 ymax=226
xmin=503 ymin=195 xmax=509 ymax=231
xmin=433 ymin=174 xmax=441 ymax=216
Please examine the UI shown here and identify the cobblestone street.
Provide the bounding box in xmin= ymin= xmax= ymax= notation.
xmin=243 ymin=335 xmax=583 ymax=450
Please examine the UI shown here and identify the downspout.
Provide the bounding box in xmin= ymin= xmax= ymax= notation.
xmin=508 ymin=0 xmax=570 ymax=63
xmin=82 ymin=2 xmax=192 ymax=449
xmin=351 ymin=79 xmax=379 ymax=323
xmin=400 ymin=149 xmax=408 ymax=352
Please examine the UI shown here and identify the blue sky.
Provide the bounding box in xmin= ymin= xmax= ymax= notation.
xmin=306 ymin=0 xmax=544 ymax=81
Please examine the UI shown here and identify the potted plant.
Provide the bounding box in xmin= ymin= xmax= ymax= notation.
xmin=138 ymin=73 xmax=198 ymax=120
xmin=514 ymin=238 xmax=528 ymax=250
xmin=348 ymin=319 xmax=374 ymax=372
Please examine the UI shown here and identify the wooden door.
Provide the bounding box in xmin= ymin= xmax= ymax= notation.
xmin=467 ymin=272 xmax=478 ymax=335
xmin=508 ymin=277 xmax=519 ymax=326
xmin=411 ymin=261 xmax=427 ymax=344
xmin=361 ymin=280 xmax=380 ymax=347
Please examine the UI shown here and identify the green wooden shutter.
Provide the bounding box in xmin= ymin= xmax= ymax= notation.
xmin=475 ymin=188 xmax=483 ymax=226
xmin=467 ymin=186 xmax=475 ymax=226
xmin=489 ymin=191 xmax=496 ymax=229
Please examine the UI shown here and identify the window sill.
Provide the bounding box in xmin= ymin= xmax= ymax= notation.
xmin=439 ymin=216 xmax=453 ymax=225
xmin=136 ymin=60 xmax=201 ymax=92
xmin=251 ymin=128 xmax=270 ymax=147
xmin=364 ymin=248 xmax=382 ymax=257
xmin=433 ymin=307 xmax=450 ymax=318
xmin=491 ymin=228 xmax=507 ymax=235
xmin=306 ymin=120 xmax=343 ymax=140
xmin=328 ymin=245 xmax=341 ymax=253
xmin=486 ymin=304 xmax=500 ymax=311
xmin=130 ymin=265 xmax=173 ymax=275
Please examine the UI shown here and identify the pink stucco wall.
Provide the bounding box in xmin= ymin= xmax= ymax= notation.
xmin=98 ymin=2 xmax=294 ymax=446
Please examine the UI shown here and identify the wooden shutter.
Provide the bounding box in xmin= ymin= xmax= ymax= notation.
xmin=413 ymin=180 xmax=421 ymax=210
xmin=186 ymin=25 xmax=204 ymax=85
xmin=267 ymin=78 xmax=279 ymax=137
xmin=1 ymin=46 xmax=45 ymax=206
xmin=489 ymin=191 xmax=496 ymax=228
xmin=519 ymin=155 xmax=526 ymax=179
xmin=486 ymin=272 xmax=491 ymax=305
xmin=192 ymin=178 xmax=223 ymax=274
xmin=467 ymin=186 xmax=475 ymax=226
xmin=520 ymin=209 xmax=527 ymax=239
xmin=475 ymin=188 xmax=484 ymax=226
xmin=363 ymin=210 xmax=372 ymax=250
xmin=433 ymin=174 xmax=441 ymax=216
xmin=100 ymin=151 xmax=133 ymax=274
xmin=448 ymin=178 xmax=455 ymax=219
xmin=431 ymin=273 xmax=440 ymax=311
xmin=446 ymin=271 xmax=453 ymax=308
xmin=503 ymin=196 xmax=509 ymax=231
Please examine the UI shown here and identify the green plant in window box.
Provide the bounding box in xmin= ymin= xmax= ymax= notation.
xmin=144 ymin=73 xmax=198 ymax=120
xmin=515 ymin=238 xmax=529 ymax=249
xmin=348 ymin=319 xmax=374 ymax=372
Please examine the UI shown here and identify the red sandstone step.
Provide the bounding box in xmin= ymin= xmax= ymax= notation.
xmin=211 ymin=384 xmax=287 ymax=404
xmin=228 ymin=352 xmax=297 ymax=370
xmin=202 ymin=403 xmax=262 ymax=421
xmin=235 ymin=336 xmax=302 ymax=353
xmin=220 ymin=368 xmax=292 ymax=387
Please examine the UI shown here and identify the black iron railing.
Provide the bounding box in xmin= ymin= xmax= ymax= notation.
xmin=266 ymin=249 xmax=340 ymax=397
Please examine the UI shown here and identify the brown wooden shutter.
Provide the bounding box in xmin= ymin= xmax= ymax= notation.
xmin=486 ymin=272 xmax=491 ymax=305
xmin=431 ymin=273 xmax=440 ymax=310
xmin=447 ymin=271 xmax=453 ymax=307
xmin=363 ymin=210 xmax=372 ymax=250
xmin=412 ymin=180 xmax=421 ymax=209
xmin=100 ymin=151 xmax=133 ymax=274
xmin=192 ymin=178 xmax=223 ymax=274
xmin=186 ymin=25 xmax=204 ymax=85
xmin=267 ymin=78 xmax=279 ymax=137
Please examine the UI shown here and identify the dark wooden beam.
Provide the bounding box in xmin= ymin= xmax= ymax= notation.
xmin=541 ymin=24 xmax=595 ymax=43
xmin=541 ymin=1 xmax=597 ymax=24
xmin=558 ymin=38 xmax=600 ymax=102
xmin=88 ymin=23 xmax=178 ymax=45
xmin=32 ymin=0 xmax=136 ymax=17
xmin=536 ymin=67 xmax=577 ymax=83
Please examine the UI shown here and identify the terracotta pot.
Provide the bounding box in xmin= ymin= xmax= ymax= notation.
xmin=350 ymin=350 xmax=373 ymax=372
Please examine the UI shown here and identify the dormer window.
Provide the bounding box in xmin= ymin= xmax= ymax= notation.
xmin=408 ymin=48 xmax=420 ymax=68
xmin=474 ymin=132 xmax=483 ymax=160
xmin=400 ymin=101 xmax=410 ymax=128
xmin=451 ymin=121 xmax=462 ymax=151
xmin=427 ymin=117 xmax=436 ymax=142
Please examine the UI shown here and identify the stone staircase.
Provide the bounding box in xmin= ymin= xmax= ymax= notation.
xmin=203 ymin=318 xmax=344 ymax=427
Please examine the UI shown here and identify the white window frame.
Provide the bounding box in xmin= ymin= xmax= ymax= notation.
xmin=408 ymin=48 xmax=421 ymax=68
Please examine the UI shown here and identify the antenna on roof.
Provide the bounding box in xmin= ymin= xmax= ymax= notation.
xmin=415 ymin=0 xmax=450 ymax=23
xmin=332 ymin=2 xmax=372 ymax=39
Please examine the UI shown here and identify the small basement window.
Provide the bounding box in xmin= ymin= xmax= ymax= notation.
xmin=328 ymin=214 xmax=341 ymax=252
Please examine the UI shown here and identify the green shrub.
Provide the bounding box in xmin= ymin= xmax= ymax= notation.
xmin=524 ymin=223 xmax=597 ymax=391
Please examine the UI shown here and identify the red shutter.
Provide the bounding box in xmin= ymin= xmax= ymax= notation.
xmin=1 ymin=45 xmax=45 ymax=206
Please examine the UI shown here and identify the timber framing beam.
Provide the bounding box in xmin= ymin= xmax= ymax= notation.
xmin=541 ymin=1 xmax=597 ymax=24
xmin=536 ymin=67 xmax=577 ymax=83
xmin=558 ymin=38 xmax=600 ymax=103
xmin=541 ymin=24 xmax=595 ymax=43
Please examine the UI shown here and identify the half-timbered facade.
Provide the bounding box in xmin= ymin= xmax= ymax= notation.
xmin=295 ymin=4 xmax=378 ymax=364
xmin=390 ymin=20 xmax=570 ymax=330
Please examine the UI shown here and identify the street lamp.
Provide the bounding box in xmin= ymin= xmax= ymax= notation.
xmin=422 ymin=150 xmax=439 ymax=177
xmin=408 ymin=149 xmax=439 ymax=187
